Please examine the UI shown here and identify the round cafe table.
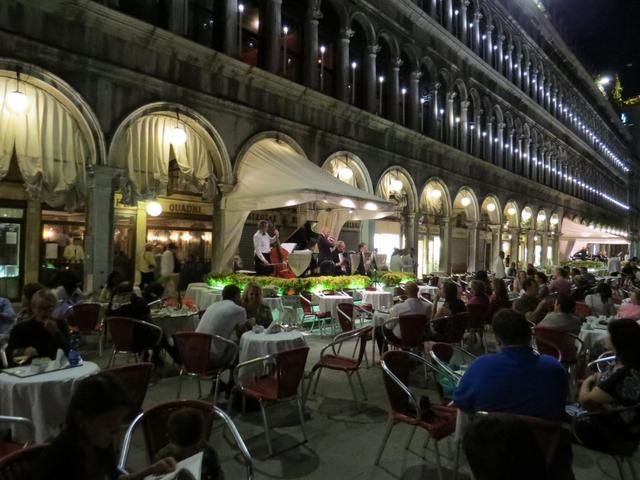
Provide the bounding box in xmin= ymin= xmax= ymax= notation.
xmin=0 ymin=361 xmax=100 ymax=443
xmin=151 ymin=310 xmax=199 ymax=345
xmin=312 ymin=293 xmax=353 ymax=319
xmin=237 ymin=330 xmax=307 ymax=384
xmin=361 ymin=291 xmax=393 ymax=311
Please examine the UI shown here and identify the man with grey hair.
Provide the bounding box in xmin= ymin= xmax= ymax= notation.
xmin=331 ymin=240 xmax=350 ymax=274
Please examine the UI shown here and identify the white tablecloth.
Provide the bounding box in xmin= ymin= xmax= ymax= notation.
xmin=152 ymin=310 xmax=199 ymax=345
xmin=0 ymin=361 xmax=100 ymax=442
xmin=237 ymin=331 xmax=308 ymax=384
xmin=312 ymin=294 xmax=353 ymax=318
xmin=361 ymin=291 xmax=393 ymax=310
xmin=579 ymin=320 xmax=610 ymax=350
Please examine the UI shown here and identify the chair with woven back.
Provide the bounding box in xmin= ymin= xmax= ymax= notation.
xmin=429 ymin=342 xmax=477 ymax=402
xmin=533 ymin=326 xmax=587 ymax=383
xmin=375 ymin=350 xmax=458 ymax=480
xmin=465 ymin=304 xmax=489 ymax=351
xmin=0 ymin=416 xmax=34 ymax=460
xmin=67 ymin=302 xmax=104 ymax=356
xmin=382 ymin=314 xmax=429 ymax=353
xmin=118 ymin=400 xmax=254 ymax=479
xmin=106 ymin=316 xmax=163 ymax=367
xmin=0 ymin=444 xmax=47 ymax=480
xmin=173 ymin=332 xmax=238 ymax=405
xmin=574 ymin=301 xmax=592 ymax=320
xmin=104 ymin=362 xmax=153 ymax=423
xmin=233 ymin=347 xmax=309 ymax=456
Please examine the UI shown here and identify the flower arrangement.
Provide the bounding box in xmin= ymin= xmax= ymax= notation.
xmin=378 ymin=271 xmax=417 ymax=287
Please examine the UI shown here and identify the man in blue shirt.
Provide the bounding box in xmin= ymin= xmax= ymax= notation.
xmin=454 ymin=309 xmax=568 ymax=421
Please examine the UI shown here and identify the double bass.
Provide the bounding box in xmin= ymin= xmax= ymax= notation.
xmin=268 ymin=222 xmax=296 ymax=278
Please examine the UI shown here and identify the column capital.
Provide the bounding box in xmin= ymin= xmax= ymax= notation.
xmin=308 ymin=0 xmax=323 ymax=20
xmin=392 ymin=57 xmax=403 ymax=69
xmin=473 ymin=12 xmax=483 ymax=21
xmin=410 ymin=70 xmax=423 ymax=80
xmin=487 ymin=23 xmax=495 ymax=31
xmin=86 ymin=165 xmax=124 ymax=187
xmin=340 ymin=27 xmax=354 ymax=39
xmin=367 ymin=44 xmax=381 ymax=55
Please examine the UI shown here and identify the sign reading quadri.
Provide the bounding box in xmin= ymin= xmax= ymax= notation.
xmin=114 ymin=193 xmax=213 ymax=217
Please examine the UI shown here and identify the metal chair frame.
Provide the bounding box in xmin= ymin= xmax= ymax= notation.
xmin=298 ymin=293 xmax=333 ymax=336
xmin=175 ymin=333 xmax=238 ymax=405
xmin=336 ymin=304 xmax=371 ymax=366
xmin=106 ymin=317 xmax=163 ymax=368
xmin=375 ymin=350 xmax=461 ymax=480
xmin=233 ymin=348 xmax=308 ymax=456
xmin=0 ymin=416 xmax=35 ymax=452
xmin=118 ymin=404 xmax=254 ymax=480
xmin=305 ymin=327 xmax=371 ymax=405
xmin=428 ymin=344 xmax=477 ymax=387
xmin=68 ymin=302 xmax=104 ymax=357
xmin=587 ymin=351 xmax=616 ymax=374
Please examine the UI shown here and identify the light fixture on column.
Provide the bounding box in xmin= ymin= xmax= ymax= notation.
xmin=460 ymin=196 xmax=471 ymax=207
xmin=337 ymin=166 xmax=353 ymax=182
xmin=534 ymin=235 xmax=539 ymax=242
xmin=168 ymin=112 xmax=187 ymax=146
xmin=537 ymin=212 xmax=546 ymax=222
xmin=522 ymin=210 xmax=531 ymax=221
xmin=6 ymin=72 xmax=30 ymax=115
xmin=351 ymin=61 xmax=357 ymax=104
xmin=486 ymin=202 xmax=496 ymax=212
xmin=146 ymin=200 xmax=163 ymax=217
xmin=389 ymin=178 xmax=403 ymax=193
xmin=507 ymin=206 xmax=516 ymax=216
xmin=319 ymin=45 xmax=326 ymax=90
xmin=549 ymin=216 xmax=558 ymax=225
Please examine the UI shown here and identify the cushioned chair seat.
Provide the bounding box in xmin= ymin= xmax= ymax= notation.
xmin=239 ymin=377 xmax=279 ymax=401
xmin=315 ymin=354 xmax=359 ymax=371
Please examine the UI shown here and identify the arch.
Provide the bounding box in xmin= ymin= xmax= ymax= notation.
xmin=377 ymin=30 xmax=401 ymax=60
xmin=453 ymin=78 xmax=468 ymax=102
xmin=376 ymin=166 xmax=418 ymax=213
xmin=535 ymin=208 xmax=548 ymax=231
xmin=400 ymin=44 xmax=421 ymax=73
xmin=453 ymin=187 xmax=480 ymax=222
xmin=420 ymin=177 xmax=453 ymax=218
xmin=0 ymin=59 xmax=106 ymax=167
xmin=419 ymin=55 xmax=439 ymax=87
xmin=350 ymin=11 xmax=376 ymax=46
xmin=548 ymin=211 xmax=560 ymax=232
xmin=108 ymin=102 xmax=233 ymax=200
xmin=322 ymin=151 xmax=374 ymax=193
xmin=324 ymin=0 xmax=349 ymax=30
xmin=233 ymin=131 xmax=307 ymax=178
xmin=521 ymin=205 xmax=534 ymax=229
xmin=503 ymin=200 xmax=520 ymax=227
xmin=481 ymin=195 xmax=502 ymax=225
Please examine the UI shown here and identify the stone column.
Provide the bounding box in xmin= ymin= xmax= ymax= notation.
xmin=526 ymin=230 xmax=535 ymax=265
xmin=167 ymin=0 xmax=188 ymax=36
xmin=85 ymin=165 xmax=121 ymax=293
xmin=446 ymin=91 xmax=456 ymax=146
xmin=484 ymin=117 xmax=493 ymax=163
xmin=460 ymin=100 xmax=470 ymax=153
xmin=506 ymin=128 xmax=515 ymax=171
xmin=445 ymin=0 xmax=454 ymax=32
xmin=430 ymin=0 xmax=438 ymax=19
xmin=467 ymin=221 xmax=482 ymax=273
xmin=24 ymin=199 xmax=41 ymax=284
xmin=485 ymin=24 xmax=494 ymax=65
xmin=133 ymin=201 xmax=148 ymax=286
xmin=473 ymin=109 xmax=483 ymax=158
xmin=259 ymin=0 xmax=282 ymax=74
xmin=496 ymin=34 xmax=505 ymax=73
xmin=496 ymin=122 xmax=505 ymax=168
xmin=505 ymin=44 xmax=514 ymax=81
xmin=440 ymin=217 xmax=453 ymax=274
xmin=388 ymin=58 xmax=401 ymax=123
xmin=514 ymin=53 xmax=523 ymax=89
xmin=429 ymin=83 xmax=441 ymax=138
xmin=510 ymin=227 xmax=520 ymax=267
xmin=220 ymin=0 xmax=239 ymax=57
xmin=211 ymin=184 xmax=235 ymax=273
xmin=460 ymin=1 xmax=470 ymax=45
xmin=530 ymin=70 xmax=538 ymax=102
xmin=404 ymin=213 xmax=418 ymax=251
xmin=472 ymin=12 xmax=482 ymax=55
xmin=336 ymin=28 xmax=353 ymax=103
xmin=408 ymin=70 xmax=422 ymax=131
xmin=538 ymin=75 xmax=546 ymax=107
xmin=490 ymin=225 xmax=501 ymax=270
xmin=364 ymin=44 xmax=380 ymax=114
xmin=516 ymin=135 xmax=525 ymax=176
xmin=540 ymin=232 xmax=549 ymax=267
xmin=522 ymin=61 xmax=531 ymax=94
xmin=302 ymin=2 xmax=322 ymax=89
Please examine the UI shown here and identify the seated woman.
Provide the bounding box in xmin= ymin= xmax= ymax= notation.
xmin=585 ymin=283 xmax=616 ymax=317
xmin=615 ymin=291 xmax=640 ymax=321
xmin=534 ymin=271 xmax=550 ymax=300
xmin=511 ymin=270 xmax=527 ymax=293
xmin=575 ymin=319 xmax=640 ymax=453
xmin=51 ymin=270 xmax=85 ymax=320
xmin=433 ymin=281 xmax=466 ymax=319
xmin=487 ymin=278 xmax=511 ymax=321
xmin=98 ymin=271 xmax=123 ymax=303
xmin=14 ymin=282 xmax=45 ymax=323
xmin=467 ymin=280 xmax=490 ymax=307
xmin=242 ymin=282 xmax=273 ymax=328
xmin=6 ymin=289 xmax=70 ymax=365
xmin=33 ymin=372 xmax=176 ymax=480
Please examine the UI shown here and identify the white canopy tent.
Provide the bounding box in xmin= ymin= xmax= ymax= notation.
xmin=559 ymin=217 xmax=629 ymax=258
xmin=216 ymin=139 xmax=395 ymax=270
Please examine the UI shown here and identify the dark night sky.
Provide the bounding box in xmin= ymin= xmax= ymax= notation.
xmin=543 ymin=0 xmax=640 ymax=97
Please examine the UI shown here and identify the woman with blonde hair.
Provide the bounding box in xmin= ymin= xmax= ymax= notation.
xmin=242 ymin=282 xmax=273 ymax=328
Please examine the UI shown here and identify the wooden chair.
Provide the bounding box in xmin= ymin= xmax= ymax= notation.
xmin=104 ymin=363 xmax=153 ymax=422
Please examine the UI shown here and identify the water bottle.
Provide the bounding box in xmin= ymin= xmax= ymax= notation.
xmin=67 ymin=336 xmax=81 ymax=366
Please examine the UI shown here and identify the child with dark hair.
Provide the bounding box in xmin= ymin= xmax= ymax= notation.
xmin=34 ymin=372 xmax=176 ymax=480
xmin=154 ymin=407 xmax=225 ymax=480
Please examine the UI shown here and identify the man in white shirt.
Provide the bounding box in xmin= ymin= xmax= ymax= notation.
xmin=376 ymin=282 xmax=432 ymax=352
xmin=389 ymin=248 xmax=404 ymax=272
xmin=63 ymin=238 xmax=85 ymax=263
xmin=196 ymin=285 xmax=250 ymax=363
xmin=253 ymin=220 xmax=279 ymax=276
xmin=494 ymin=250 xmax=506 ymax=279
xmin=160 ymin=243 xmax=179 ymax=298
xmin=402 ymin=248 xmax=417 ymax=274
xmin=608 ymin=254 xmax=622 ymax=274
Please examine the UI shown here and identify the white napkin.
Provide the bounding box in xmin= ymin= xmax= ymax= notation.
xmin=46 ymin=349 xmax=69 ymax=371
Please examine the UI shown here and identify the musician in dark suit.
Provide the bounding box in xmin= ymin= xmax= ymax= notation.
xmin=356 ymin=242 xmax=369 ymax=275
xmin=331 ymin=240 xmax=350 ymax=275
xmin=317 ymin=226 xmax=335 ymax=265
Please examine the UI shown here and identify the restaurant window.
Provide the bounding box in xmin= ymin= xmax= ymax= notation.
xmin=0 ymin=206 xmax=25 ymax=300
xmin=427 ymin=236 xmax=441 ymax=273
xmin=40 ymin=210 xmax=86 ymax=287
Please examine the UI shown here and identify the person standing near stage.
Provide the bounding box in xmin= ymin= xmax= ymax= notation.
xmin=331 ymin=240 xmax=350 ymax=275
xmin=356 ymin=242 xmax=370 ymax=275
xmin=254 ymin=220 xmax=279 ymax=276
xmin=317 ymin=226 xmax=335 ymax=265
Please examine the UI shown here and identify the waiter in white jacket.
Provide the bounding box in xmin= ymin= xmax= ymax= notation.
xmin=494 ymin=250 xmax=506 ymax=279
xmin=254 ymin=220 xmax=279 ymax=276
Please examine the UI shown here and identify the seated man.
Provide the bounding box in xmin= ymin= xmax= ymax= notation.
xmin=196 ymin=284 xmax=250 ymax=365
xmin=375 ymin=281 xmax=431 ymax=353
xmin=538 ymin=295 xmax=581 ymax=335
xmin=6 ymin=289 xmax=70 ymax=365
xmin=513 ymin=278 xmax=539 ymax=315
xmin=454 ymin=309 xmax=568 ymax=422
